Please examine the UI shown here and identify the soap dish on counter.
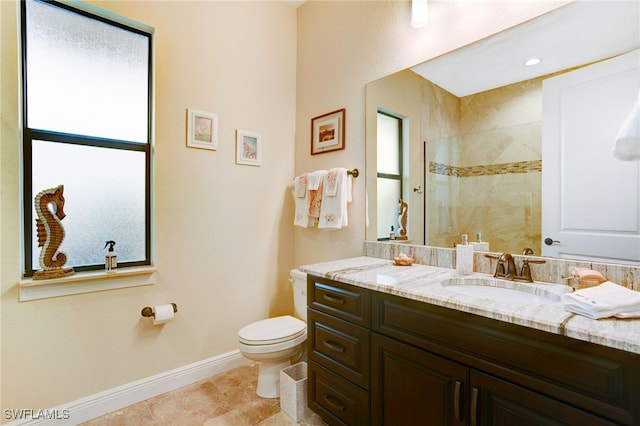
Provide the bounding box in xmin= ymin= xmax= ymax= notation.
xmin=394 ymin=253 xmax=414 ymax=266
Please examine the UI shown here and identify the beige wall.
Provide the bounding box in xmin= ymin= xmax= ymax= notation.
xmin=294 ymin=0 xmax=567 ymax=267
xmin=1 ymin=0 xmax=568 ymax=415
xmin=1 ymin=0 xmax=296 ymax=412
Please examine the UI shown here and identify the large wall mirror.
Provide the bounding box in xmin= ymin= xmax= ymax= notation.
xmin=365 ymin=1 xmax=640 ymax=265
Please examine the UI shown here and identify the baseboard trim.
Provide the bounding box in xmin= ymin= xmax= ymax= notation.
xmin=7 ymin=350 xmax=250 ymax=425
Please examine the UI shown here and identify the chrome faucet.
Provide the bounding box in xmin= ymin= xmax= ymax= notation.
xmin=485 ymin=253 xmax=546 ymax=282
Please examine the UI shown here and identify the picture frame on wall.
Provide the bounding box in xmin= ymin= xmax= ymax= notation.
xmin=311 ymin=108 xmax=345 ymax=155
xmin=236 ymin=129 xmax=262 ymax=166
xmin=187 ymin=109 xmax=218 ymax=150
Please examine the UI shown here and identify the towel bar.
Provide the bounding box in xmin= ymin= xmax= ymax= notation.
xmin=347 ymin=168 xmax=359 ymax=178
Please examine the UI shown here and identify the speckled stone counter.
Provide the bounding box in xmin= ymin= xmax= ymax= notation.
xmin=299 ymin=256 xmax=640 ymax=355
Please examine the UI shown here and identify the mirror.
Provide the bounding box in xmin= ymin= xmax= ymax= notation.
xmin=366 ymin=1 xmax=640 ymax=263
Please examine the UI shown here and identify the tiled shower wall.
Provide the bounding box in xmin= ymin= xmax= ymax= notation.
xmin=423 ymin=75 xmax=544 ymax=254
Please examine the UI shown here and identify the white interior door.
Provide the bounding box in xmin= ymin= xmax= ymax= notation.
xmin=542 ymin=50 xmax=640 ymax=264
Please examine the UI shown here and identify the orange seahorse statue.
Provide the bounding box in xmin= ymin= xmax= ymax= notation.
xmin=33 ymin=185 xmax=74 ymax=280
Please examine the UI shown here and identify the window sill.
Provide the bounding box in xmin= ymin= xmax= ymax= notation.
xmin=18 ymin=266 xmax=156 ymax=301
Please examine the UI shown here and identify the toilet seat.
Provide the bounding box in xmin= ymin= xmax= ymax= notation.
xmin=238 ymin=315 xmax=306 ymax=345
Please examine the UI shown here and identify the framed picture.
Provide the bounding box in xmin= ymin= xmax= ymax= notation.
xmin=311 ymin=108 xmax=345 ymax=155
xmin=187 ymin=109 xmax=218 ymax=150
xmin=236 ymin=129 xmax=262 ymax=166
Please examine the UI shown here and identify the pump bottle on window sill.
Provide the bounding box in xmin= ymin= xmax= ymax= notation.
xmin=104 ymin=240 xmax=117 ymax=272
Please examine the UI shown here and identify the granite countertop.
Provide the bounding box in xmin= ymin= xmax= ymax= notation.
xmin=299 ymin=256 xmax=640 ymax=355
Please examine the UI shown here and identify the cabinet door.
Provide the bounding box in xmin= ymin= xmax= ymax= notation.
xmin=372 ymin=333 xmax=468 ymax=426
xmin=470 ymin=370 xmax=617 ymax=426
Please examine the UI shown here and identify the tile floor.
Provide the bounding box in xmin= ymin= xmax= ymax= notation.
xmin=80 ymin=363 xmax=327 ymax=426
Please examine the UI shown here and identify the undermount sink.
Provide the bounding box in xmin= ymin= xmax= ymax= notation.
xmin=440 ymin=277 xmax=572 ymax=305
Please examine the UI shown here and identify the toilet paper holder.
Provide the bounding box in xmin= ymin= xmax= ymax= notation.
xmin=141 ymin=303 xmax=178 ymax=318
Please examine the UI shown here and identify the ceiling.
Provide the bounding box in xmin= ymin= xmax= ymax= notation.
xmin=411 ymin=1 xmax=640 ymax=97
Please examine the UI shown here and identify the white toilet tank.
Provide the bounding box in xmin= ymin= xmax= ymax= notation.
xmin=290 ymin=269 xmax=307 ymax=321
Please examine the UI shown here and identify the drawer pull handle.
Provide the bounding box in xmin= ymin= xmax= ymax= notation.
xmin=323 ymin=340 xmax=346 ymax=353
xmin=323 ymin=294 xmax=345 ymax=304
xmin=470 ymin=387 xmax=479 ymax=426
xmin=324 ymin=394 xmax=345 ymax=411
xmin=454 ymin=380 xmax=463 ymax=422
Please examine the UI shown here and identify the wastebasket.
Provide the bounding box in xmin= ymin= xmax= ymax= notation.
xmin=280 ymin=361 xmax=311 ymax=421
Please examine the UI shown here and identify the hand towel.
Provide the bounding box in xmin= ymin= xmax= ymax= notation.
xmin=307 ymin=170 xmax=327 ymax=220
xmin=612 ymin=90 xmax=640 ymax=161
xmin=318 ymin=168 xmax=352 ymax=229
xmin=292 ymin=181 xmax=312 ymax=228
xmin=562 ymin=281 xmax=640 ymax=319
xmin=292 ymin=170 xmax=328 ymax=227
xmin=293 ymin=173 xmax=308 ymax=198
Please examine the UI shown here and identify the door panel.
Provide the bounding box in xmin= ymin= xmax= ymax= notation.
xmin=542 ymin=49 xmax=640 ymax=264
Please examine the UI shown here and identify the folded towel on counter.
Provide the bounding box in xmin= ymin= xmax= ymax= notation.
xmin=562 ymin=281 xmax=640 ymax=319
xmin=318 ymin=168 xmax=352 ymax=229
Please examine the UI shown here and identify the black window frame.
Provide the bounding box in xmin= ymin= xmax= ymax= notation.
xmin=20 ymin=0 xmax=153 ymax=277
xmin=376 ymin=110 xmax=404 ymax=241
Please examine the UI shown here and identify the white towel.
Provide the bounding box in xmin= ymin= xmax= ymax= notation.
xmin=292 ymin=170 xmax=327 ymax=228
xmin=307 ymin=170 xmax=327 ymax=220
xmin=293 ymin=173 xmax=308 ymax=198
xmin=612 ymin=90 xmax=640 ymax=161
xmin=562 ymin=281 xmax=640 ymax=319
xmin=293 ymin=174 xmax=312 ymax=228
xmin=318 ymin=168 xmax=352 ymax=229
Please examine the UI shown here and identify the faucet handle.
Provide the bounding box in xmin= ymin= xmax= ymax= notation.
xmin=520 ymin=258 xmax=546 ymax=282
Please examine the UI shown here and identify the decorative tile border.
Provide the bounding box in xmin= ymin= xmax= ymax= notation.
xmin=429 ymin=160 xmax=542 ymax=177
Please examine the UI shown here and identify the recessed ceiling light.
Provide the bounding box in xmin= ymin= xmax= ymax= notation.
xmin=523 ymin=57 xmax=541 ymax=67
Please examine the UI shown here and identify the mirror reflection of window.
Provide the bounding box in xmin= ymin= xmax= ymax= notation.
xmin=377 ymin=111 xmax=403 ymax=240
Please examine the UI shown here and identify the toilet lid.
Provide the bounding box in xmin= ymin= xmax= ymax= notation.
xmin=238 ymin=315 xmax=306 ymax=345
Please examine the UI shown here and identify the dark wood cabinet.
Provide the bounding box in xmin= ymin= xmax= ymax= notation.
xmin=307 ymin=274 xmax=640 ymax=425
xmin=371 ymin=333 xmax=467 ymax=426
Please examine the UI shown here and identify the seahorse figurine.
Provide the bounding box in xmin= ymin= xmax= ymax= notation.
xmin=397 ymin=198 xmax=409 ymax=240
xmin=33 ymin=185 xmax=74 ymax=280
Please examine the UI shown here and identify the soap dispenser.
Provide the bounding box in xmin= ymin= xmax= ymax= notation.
xmin=456 ymin=234 xmax=473 ymax=275
xmin=104 ymin=240 xmax=117 ymax=272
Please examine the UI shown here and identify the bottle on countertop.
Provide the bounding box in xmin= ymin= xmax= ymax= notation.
xmin=470 ymin=232 xmax=490 ymax=251
xmin=104 ymin=240 xmax=117 ymax=272
xmin=456 ymin=234 xmax=474 ymax=275
xmin=389 ymin=226 xmax=396 ymax=240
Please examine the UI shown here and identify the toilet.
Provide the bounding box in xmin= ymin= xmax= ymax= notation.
xmin=237 ymin=269 xmax=307 ymax=398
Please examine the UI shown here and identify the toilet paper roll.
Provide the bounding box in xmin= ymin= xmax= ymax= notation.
xmin=153 ymin=304 xmax=175 ymax=325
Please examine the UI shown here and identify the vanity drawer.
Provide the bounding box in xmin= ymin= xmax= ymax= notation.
xmin=308 ymin=360 xmax=370 ymax=426
xmin=308 ymin=308 xmax=370 ymax=389
xmin=308 ymin=274 xmax=371 ymax=326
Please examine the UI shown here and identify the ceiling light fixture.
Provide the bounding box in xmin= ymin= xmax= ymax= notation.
xmin=523 ymin=57 xmax=541 ymax=67
xmin=412 ymin=0 xmax=429 ymax=28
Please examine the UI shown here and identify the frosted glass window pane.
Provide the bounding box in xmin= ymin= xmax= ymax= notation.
xmin=31 ymin=140 xmax=146 ymax=270
xmin=377 ymin=178 xmax=401 ymax=239
xmin=377 ymin=113 xmax=400 ymax=175
xmin=26 ymin=1 xmax=149 ymax=142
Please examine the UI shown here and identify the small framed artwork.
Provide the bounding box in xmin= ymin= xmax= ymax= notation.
xmin=187 ymin=109 xmax=218 ymax=150
xmin=236 ymin=129 xmax=262 ymax=166
xmin=311 ymin=108 xmax=345 ymax=155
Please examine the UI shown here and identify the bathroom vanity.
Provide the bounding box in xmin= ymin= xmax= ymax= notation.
xmin=302 ymin=257 xmax=640 ymax=426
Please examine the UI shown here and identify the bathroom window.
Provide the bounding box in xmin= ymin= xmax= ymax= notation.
xmin=376 ymin=110 xmax=404 ymax=240
xmin=21 ymin=0 xmax=153 ymax=277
